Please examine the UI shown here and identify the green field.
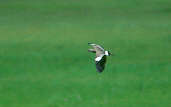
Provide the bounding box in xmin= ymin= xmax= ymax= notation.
xmin=0 ymin=0 xmax=171 ymax=106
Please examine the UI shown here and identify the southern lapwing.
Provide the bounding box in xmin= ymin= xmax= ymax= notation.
xmin=88 ymin=43 xmax=111 ymax=73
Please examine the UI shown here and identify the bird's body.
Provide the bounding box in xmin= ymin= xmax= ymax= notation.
xmin=88 ymin=43 xmax=111 ymax=73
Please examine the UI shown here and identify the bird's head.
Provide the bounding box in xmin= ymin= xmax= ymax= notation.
xmin=105 ymin=51 xmax=112 ymax=56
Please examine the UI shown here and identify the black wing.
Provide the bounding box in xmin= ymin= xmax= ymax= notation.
xmin=95 ymin=55 xmax=106 ymax=73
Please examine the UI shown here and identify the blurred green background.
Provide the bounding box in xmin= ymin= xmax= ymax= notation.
xmin=0 ymin=0 xmax=171 ymax=106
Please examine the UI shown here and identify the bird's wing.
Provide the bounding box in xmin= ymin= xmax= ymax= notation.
xmin=88 ymin=49 xmax=96 ymax=53
xmin=95 ymin=55 xmax=106 ymax=73
xmin=88 ymin=43 xmax=105 ymax=52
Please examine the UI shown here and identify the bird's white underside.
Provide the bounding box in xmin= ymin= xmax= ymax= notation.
xmin=95 ymin=56 xmax=103 ymax=61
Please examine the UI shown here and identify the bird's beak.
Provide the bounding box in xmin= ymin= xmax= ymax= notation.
xmin=110 ymin=53 xmax=114 ymax=56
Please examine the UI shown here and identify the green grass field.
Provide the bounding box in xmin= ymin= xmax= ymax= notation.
xmin=0 ymin=0 xmax=171 ymax=106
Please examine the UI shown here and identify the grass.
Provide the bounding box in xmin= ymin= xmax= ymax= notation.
xmin=0 ymin=0 xmax=171 ymax=106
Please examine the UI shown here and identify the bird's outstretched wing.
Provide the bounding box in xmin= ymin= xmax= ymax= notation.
xmin=95 ymin=55 xmax=106 ymax=73
xmin=88 ymin=43 xmax=104 ymax=52
xmin=88 ymin=49 xmax=96 ymax=53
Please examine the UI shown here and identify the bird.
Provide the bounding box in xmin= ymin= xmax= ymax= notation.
xmin=88 ymin=43 xmax=112 ymax=73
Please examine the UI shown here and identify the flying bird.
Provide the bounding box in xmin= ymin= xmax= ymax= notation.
xmin=88 ymin=43 xmax=111 ymax=73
